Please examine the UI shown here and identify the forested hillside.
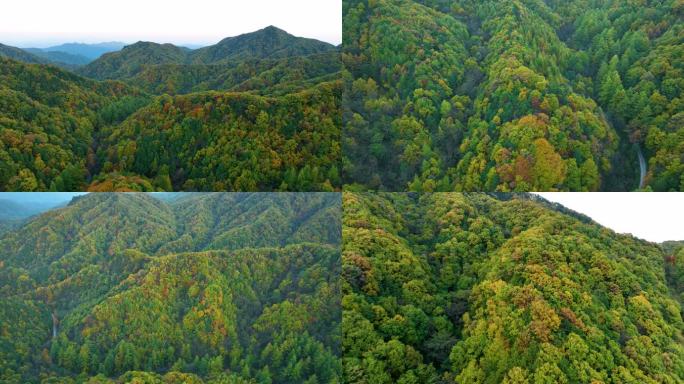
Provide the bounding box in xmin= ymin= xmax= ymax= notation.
xmin=0 ymin=43 xmax=49 ymax=65
xmin=0 ymin=26 xmax=341 ymax=192
xmin=126 ymin=52 xmax=341 ymax=96
xmin=664 ymin=241 xmax=684 ymax=308
xmin=343 ymin=0 xmax=684 ymax=191
xmin=23 ymin=49 xmax=91 ymax=69
xmin=0 ymin=192 xmax=341 ymax=383
xmin=0 ymin=57 xmax=146 ymax=191
xmin=78 ymin=26 xmax=339 ymax=95
xmin=92 ymin=82 xmax=340 ymax=191
xmin=343 ymin=193 xmax=684 ymax=382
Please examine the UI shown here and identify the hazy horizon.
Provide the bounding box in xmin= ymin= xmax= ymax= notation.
xmin=0 ymin=192 xmax=86 ymax=205
xmin=9 ymin=25 xmax=337 ymax=49
xmin=0 ymin=0 xmax=341 ymax=47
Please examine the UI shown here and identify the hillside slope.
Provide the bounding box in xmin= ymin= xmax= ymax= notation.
xmin=91 ymin=81 xmax=341 ymax=191
xmin=0 ymin=43 xmax=93 ymax=69
xmin=79 ymin=42 xmax=188 ymax=80
xmin=0 ymin=43 xmax=48 ymax=64
xmin=189 ymin=26 xmax=337 ymax=64
xmin=0 ymin=57 xmax=147 ymax=191
xmin=0 ymin=192 xmax=341 ymax=383
xmin=0 ymin=47 xmax=341 ymax=192
xmin=342 ymin=0 xmax=684 ymax=191
xmin=128 ymin=51 xmax=342 ymax=96
xmin=343 ymin=192 xmax=684 ymax=383
xmin=79 ymin=26 xmax=338 ymax=85
xmin=23 ymin=48 xmax=91 ymax=68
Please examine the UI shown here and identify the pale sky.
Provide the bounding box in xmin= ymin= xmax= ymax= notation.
xmin=536 ymin=193 xmax=684 ymax=243
xmin=0 ymin=0 xmax=341 ymax=47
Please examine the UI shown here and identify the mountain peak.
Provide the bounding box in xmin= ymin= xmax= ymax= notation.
xmin=261 ymin=25 xmax=288 ymax=34
xmin=80 ymin=41 xmax=187 ymax=79
xmin=263 ymin=25 xmax=282 ymax=30
xmin=189 ymin=26 xmax=334 ymax=64
xmin=66 ymin=192 xmax=164 ymax=210
xmin=125 ymin=41 xmax=171 ymax=49
xmin=214 ymin=25 xmax=292 ymax=46
xmin=78 ymin=26 xmax=336 ymax=79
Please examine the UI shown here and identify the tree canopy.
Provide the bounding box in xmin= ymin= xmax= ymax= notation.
xmin=342 ymin=0 xmax=684 ymax=191
xmin=343 ymin=192 xmax=684 ymax=382
xmin=0 ymin=193 xmax=342 ymax=383
xmin=0 ymin=26 xmax=341 ymax=192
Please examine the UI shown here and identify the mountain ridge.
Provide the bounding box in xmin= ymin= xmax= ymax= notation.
xmin=342 ymin=192 xmax=684 ymax=382
xmin=40 ymin=42 xmax=125 ymax=60
xmin=79 ymin=26 xmax=337 ymax=81
xmin=189 ymin=25 xmax=337 ymax=64
xmin=0 ymin=43 xmax=48 ymax=64
xmin=0 ymin=192 xmax=342 ymax=383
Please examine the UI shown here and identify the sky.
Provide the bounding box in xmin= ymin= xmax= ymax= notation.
xmin=0 ymin=0 xmax=341 ymax=47
xmin=0 ymin=192 xmax=86 ymax=205
xmin=536 ymin=193 xmax=684 ymax=243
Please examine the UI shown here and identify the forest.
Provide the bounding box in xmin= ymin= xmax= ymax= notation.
xmin=0 ymin=192 xmax=342 ymax=383
xmin=0 ymin=26 xmax=341 ymax=191
xmin=343 ymin=0 xmax=684 ymax=191
xmin=343 ymin=193 xmax=684 ymax=383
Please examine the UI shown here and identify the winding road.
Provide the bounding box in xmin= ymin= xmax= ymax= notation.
xmin=637 ymin=144 xmax=647 ymax=189
xmin=51 ymin=311 xmax=58 ymax=338
xmin=599 ymin=109 xmax=647 ymax=190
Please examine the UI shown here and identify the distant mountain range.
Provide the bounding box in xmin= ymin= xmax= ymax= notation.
xmin=0 ymin=192 xmax=84 ymax=218
xmin=23 ymin=48 xmax=91 ymax=67
xmin=0 ymin=27 xmax=335 ymax=73
xmin=0 ymin=42 xmax=124 ymax=68
xmin=0 ymin=193 xmax=79 ymax=234
xmin=38 ymin=41 xmax=125 ymax=60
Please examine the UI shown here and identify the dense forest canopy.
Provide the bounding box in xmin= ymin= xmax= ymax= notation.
xmin=76 ymin=26 xmax=340 ymax=97
xmin=343 ymin=0 xmax=684 ymax=191
xmin=343 ymin=192 xmax=684 ymax=383
xmin=0 ymin=26 xmax=341 ymax=192
xmin=0 ymin=192 xmax=341 ymax=383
